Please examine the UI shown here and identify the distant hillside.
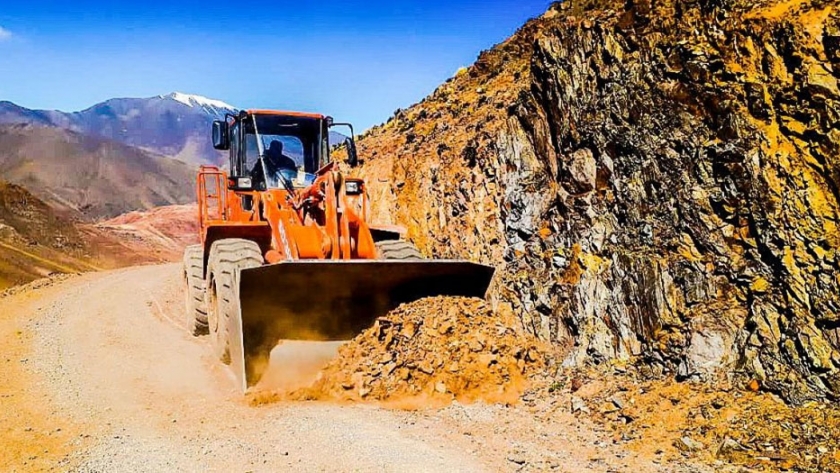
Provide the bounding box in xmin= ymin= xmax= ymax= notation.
xmin=0 ymin=180 xmax=200 ymax=290
xmin=0 ymin=92 xmax=234 ymax=165
xmin=93 ymin=204 xmax=199 ymax=262
xmin=0 ymin=124 xmax=195 ymax=219
xmin=0 ymin=180 xmax=98 ymax=289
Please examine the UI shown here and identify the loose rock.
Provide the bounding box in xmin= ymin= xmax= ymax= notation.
xmin=294 ymin=297 xmax=548 ymax=403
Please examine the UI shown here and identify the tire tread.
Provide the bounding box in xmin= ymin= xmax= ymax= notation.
xmin=206 ymin=239 xmax=263 ymax=364
xmin=182 ymin=244 xmax=208 ymax=336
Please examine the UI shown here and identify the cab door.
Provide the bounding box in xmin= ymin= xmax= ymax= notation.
xmin=229 ymin=121 xmax=242 ymax=175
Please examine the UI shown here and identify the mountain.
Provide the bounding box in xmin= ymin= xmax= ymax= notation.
xmin=65 ymin=92 xmax=235 ymax=165
xmin=0 ymin=93 xmax=351 ymax=166
xmin=0 ymin=123 xmax=195 ymax=219
xmin=0 ymin=101 xmax=61 ymax=127
xmin=0 ymin=92 xmax=235 ymax=165
xmin=355 ymin=0 xmax=840 ymax=404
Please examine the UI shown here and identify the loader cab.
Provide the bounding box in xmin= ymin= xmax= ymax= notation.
xmin=214 ymin=111 xmax=333 ymax=191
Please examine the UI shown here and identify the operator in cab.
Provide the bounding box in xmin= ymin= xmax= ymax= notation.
xmin=252 ymin=140 xmax=298 ymax=189
xmin=264 ymin=140 xmax=296 ymax=174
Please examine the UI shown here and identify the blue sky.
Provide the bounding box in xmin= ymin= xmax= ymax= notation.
xmin=0 ymin=0 xmax=551 ymax=130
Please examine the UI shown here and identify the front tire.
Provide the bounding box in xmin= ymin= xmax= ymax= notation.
xmin=205 ymin=239 xmax=263 ymax=364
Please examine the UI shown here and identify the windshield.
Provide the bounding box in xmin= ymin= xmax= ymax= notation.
xmin=243 ymin=114 xmax=327 ymax=189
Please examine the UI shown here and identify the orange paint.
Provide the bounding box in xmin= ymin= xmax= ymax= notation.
xmin=195 ymin=112 xmax=381 ymax=271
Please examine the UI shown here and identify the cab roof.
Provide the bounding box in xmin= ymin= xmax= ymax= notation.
xmin=245 ymin=109 xmax=326 ymax=120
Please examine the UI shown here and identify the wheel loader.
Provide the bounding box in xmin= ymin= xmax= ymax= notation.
xmin=182 ymin=109 xmax=495 ymax=392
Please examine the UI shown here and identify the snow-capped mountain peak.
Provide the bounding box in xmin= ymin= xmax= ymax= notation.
xmin=164 ymin=92 xmax=237 ymax=111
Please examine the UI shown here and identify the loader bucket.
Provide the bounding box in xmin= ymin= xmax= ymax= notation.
xmin=228 ymin=260 xmax=495 ymax=391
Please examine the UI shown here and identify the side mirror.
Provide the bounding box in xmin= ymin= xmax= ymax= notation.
xmin=212 ymin=120 xmax=230 ymax=150
xmin=345 ymin=138 xmax=359 ymax=167
xmin=329 ymin=121 xmax=358 ymax=167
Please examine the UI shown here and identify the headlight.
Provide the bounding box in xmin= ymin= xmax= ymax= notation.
xmin=345 ymin=181 xmax=361 ymax=195
xmin=237 ymin=177 xmax=252 ymax=188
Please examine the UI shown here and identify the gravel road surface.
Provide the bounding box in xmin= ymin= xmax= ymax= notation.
xmin=0 ymin=265 xmax=710 ymax=472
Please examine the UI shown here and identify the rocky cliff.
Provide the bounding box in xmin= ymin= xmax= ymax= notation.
xmin=357 ymin=0 xmax=840 ymax=403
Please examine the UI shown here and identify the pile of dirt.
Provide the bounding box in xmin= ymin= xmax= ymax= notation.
xmin=285 ymin=297 xmax=549 ymax=404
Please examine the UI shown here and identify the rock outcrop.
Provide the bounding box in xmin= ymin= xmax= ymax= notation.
xmin=357 ymin=0 xmax=840 ymax=403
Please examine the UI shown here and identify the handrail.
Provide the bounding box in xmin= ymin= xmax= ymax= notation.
xmin=197 ymin=167 xmax=228 ymax=238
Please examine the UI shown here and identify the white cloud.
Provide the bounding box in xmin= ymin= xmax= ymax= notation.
xmin=0 ymin=26 xmax=11 ymax=41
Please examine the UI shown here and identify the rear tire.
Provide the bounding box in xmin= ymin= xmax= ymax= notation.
xmin=375 ymin=240 xmax=424 ymax=260
xmin=182 ymin=245 xmax=208 ymax=336
xmin=206 ymin=239 xmax=263 ymax=365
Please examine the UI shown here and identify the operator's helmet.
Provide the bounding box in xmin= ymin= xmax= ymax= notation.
xmin=268 ymin=140 xmax=283 ymax=154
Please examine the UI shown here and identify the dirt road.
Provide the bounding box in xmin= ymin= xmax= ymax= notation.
xmin=0 ymin=265 xmax=710 ymax=472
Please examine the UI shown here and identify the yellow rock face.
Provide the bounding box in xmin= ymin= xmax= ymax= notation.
xmin=357 ymin=0 xmax=840 ymax=403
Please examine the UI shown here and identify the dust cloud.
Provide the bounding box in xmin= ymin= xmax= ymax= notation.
xmin=255 ymin=341 xmax=345 ymax=392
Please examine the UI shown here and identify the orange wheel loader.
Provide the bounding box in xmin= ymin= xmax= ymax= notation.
xmin=181 ymin=110 xmax=495 ymax=392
